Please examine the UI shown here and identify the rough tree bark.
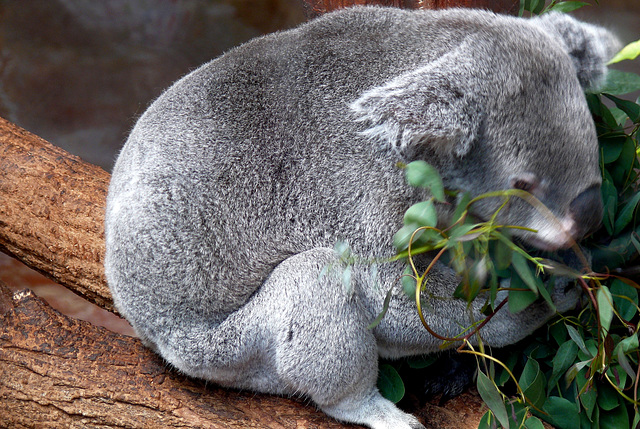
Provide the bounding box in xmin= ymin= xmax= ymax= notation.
xmin=0 ymin=117 xmax=113 ymax=312
xmin=0 ymin=117 xmax=488 ymax=427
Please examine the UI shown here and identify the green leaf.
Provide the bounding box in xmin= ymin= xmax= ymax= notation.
xmin=377 ymin=364 xmax=405 ymax=403
xmin=614 ymin=333 xmax=639 ymax=356
xmin=477 ymin=371 xmax=509 ymax=429
xmin=548 ymin=340 xmax=578 ymax=390
xmin=566 ymin=325 xmax=591 ymax=357
xmin=509 ymin=275 xmax=539 ymax=314
xmin=633 ymin=409 xmax=640 ymax=429
xmin=603 ymin=94 xmax=640 ymax=122
xmin=367 ymin=287 xmax=393 ymax=330
xmin=478 ymin=410 xmax=497 ymax=429
xmin=405 ymin=161 xmax=445 ymax=202
xmin=511 ymin=252 xmax=539 ymax=293
xmin=611 ymin=279 xmax=639 ymax=321
xmin=525 ymin=416 xmax=545 ymax=429
xmin=597 ymin=382 xmax=620 ymax=411
xmin=576 ymin=368 xmax=597 ymax=419
xmin=520 ymin=358 xmax=546 ymax=409
xmin=600 ymin=404 xmax=630 ymax=429
xmin=447 ymin=223 xmax=478 ymax=242
xmin=609 ymin=107 xmax=630 ymax=125
xmin=492 ymin=236 xmax=513 ymax=270
xmin=546 ymin=1 xmax=590 ymax=14
xmin=401 ymin=266 xmax=416 ymax=299
xmin=601 ymin=177 xmax=618 ymax=235
xmin=601 ymin=136 xmax=627 ymax=164
xmin=597 ymin=285 xmax=614 ymax=336
xmin=600 ymin=70 xmax=640 ymax=95
xmin=451 ymin=191 xmax=471 ymax=225
xmin=393 ymin=224 xmax=422 ymax=251
xmin=403 ymin=200 xmax=437 ymax=227
xmin=613 ymin=191 xmax=640 ymax=235
xmin=608 ymin=39 xmax=640 ymax=65
xmin=541 ymin=396 xmax=580 ymax=429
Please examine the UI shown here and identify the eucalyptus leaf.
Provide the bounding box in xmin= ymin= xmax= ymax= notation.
xmin=600 ymin=70 xmax=640 ymax=95
xmin=478 ymin=410 xmax=497 ymax=429
xmin=524 ymin=416 xmax=545 ymax=429
xmin=477 ymin=371 xmax=509 ymax=429
xmin=613 ymin=333 xmax=639 ymax=359
xmin=407 ymin=355 xmax=438 ymax=369
xmin=541 ymin=396 xmax=580 ymax=429
xmin=600 ymin=404 xmax=630 ymax=429
xmin=520 ymin=358 xmax=546 ymax=409
xmin=401 ymin=266 xmax=416 ymax=299
xmin=597 ymin=382 xmax=620 ymax=411
xmin=597 ymin=285 xmax=614 ymax=336
xmin=548 ymin=341 xmax=578 ymax=391
xmin=377 ymin=364 xmax=405 ymax=403
xmin=393 ymin=223 xmax=423 ymax=250
xmin=608 ymin=39 xmax=640 ymax=64
xmin=601 ymin=136 xmax=627 ymax=164
xmin=509 ymin=289 xmax=539 ymax=314
xmin=603 ymin=94 xmax=640 ymax=122
xmin=576 ymin=368 xmax=597 ymax=420
xmin=511 ymin=252 xmax=539 ymax=293
xmin=611 ymin=279 xmax=638 ymax=321
xmin=613 ymin=191 xmax=640 ymax=235
xmin=405 ymin=161 xmax=445 ymax=202
xmin=609 ymin=106 xmax=630 ymax=125
xmin=342 ymin=264 xmax=352 ymax=292
xmin=546 ymin=1 xmax=590 ymax=14
xmin=566 ymin=325 xmax=590 ymax=357
xmin=403 ymin=200 xmax=437 ymax=227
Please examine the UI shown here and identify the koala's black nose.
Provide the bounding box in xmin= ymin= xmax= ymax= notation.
xmin=569 ymin=185 xmax=603 ymax=239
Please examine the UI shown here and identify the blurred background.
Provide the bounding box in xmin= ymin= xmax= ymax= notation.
xmin=0 ymin=0 xmax=638 ymax=335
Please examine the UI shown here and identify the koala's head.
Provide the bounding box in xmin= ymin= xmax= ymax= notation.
xmin=351 ymin=12 xmax=620 ymax=251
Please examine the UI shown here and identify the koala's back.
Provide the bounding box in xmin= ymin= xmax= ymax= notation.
xmin=105 ymin=7 xmax=539 ymax=325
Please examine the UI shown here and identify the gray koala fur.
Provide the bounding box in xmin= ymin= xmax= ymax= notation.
xmin=105 ymin=7 xmax=619 ymax=429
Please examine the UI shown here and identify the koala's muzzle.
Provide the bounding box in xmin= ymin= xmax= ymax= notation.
xmin=569 ymin=185 xmax=603 ymax=239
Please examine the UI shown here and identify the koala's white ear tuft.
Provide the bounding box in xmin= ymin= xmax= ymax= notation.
xmin=533 ymin=12 xmax=621 ymax=91
xmin=350 ymin=51 xmax=484 ymax=158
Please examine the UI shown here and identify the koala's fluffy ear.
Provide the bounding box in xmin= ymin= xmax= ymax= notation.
xmin=533 ymin=12 xmax=621 ymax=91
xmin=350 ymin=50 xmax=484 ymax=157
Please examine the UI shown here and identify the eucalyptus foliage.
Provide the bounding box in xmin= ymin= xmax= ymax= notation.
xmin=376 ymin=4 xmax=640 ymax=428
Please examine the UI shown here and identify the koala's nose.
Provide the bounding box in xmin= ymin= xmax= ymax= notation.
xmin=569 ymin=185 xmax=603 ymax=239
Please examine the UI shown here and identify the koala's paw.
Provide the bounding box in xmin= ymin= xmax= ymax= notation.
xmin=321 ymin=391 xmax=425 ymax=429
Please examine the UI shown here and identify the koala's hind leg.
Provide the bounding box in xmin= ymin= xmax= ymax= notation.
xmin=146 ymin=247 xmax=423 ymax=428
xmin=256 ymin=248 xmax=425 ymax=429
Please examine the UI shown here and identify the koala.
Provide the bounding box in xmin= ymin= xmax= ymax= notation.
xmin=105 ymin=7 xmax=619 ymax=429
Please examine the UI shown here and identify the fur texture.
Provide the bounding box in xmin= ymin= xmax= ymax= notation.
xmin=105 ymin=7 xmax=619 ymax=429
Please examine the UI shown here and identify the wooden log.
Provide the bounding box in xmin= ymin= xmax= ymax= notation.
xmin=0 ymin=278 xmax=486 ymax=428
xmin=0 ymin=280 xmax=362 ymax=428
xmin=0 ymin=117 xmax=113 ymax=312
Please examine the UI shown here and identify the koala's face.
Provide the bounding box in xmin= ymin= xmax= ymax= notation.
xmin=350 ymin=12 xmax=617 ymax=251
xmin=449 ymin=72 xmax=602 ymax=251
xmin=444 ymin=34 xmax=604 ymax=251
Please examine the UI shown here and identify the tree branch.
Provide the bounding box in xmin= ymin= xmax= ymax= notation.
xmin=0 ymin=117 xmax=113 ymax=312
xmin=0 ymin=280 xmax=361 ymax=428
